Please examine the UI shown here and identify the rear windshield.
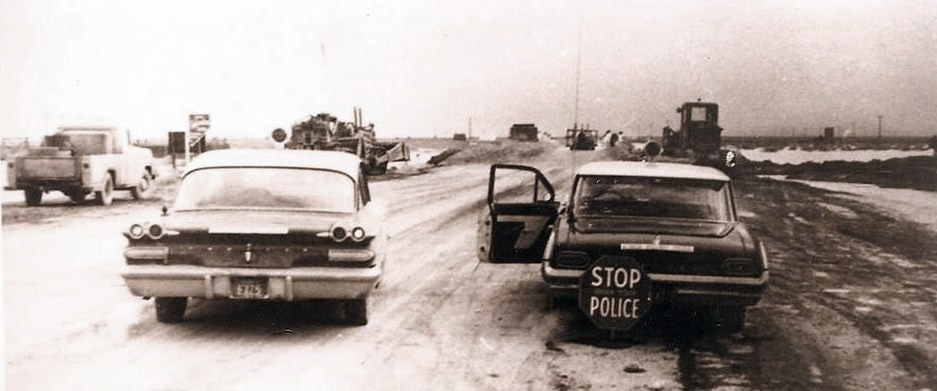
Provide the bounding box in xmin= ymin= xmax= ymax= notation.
xmin=174 ymin=167 xmax=356 ymax=213
xmin=574 ymin=175 xmax=732 ymax=221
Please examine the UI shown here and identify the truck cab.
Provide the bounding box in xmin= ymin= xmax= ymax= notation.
xmin=6 ymin=127 xmax=156 ymax=206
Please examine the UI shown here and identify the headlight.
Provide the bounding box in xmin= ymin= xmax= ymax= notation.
xmin=351 ymin=227 xmax=366 ymax=241
xmin=146 ymin=223 xmax=165 ymax=240
xmin=129 ymin=224 xmax=145 ymax=239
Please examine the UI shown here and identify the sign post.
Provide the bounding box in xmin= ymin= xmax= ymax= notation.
xmin=578 ymin=256 xmax=652 ymax=332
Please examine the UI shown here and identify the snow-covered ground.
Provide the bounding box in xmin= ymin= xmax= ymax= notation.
xmin=764 ymin=175 xmax=937 ymax=232
xmin=387 ymin=147 xmax=443 ymax=171
xmin=741 ymin=148 xmax=931 ymax=164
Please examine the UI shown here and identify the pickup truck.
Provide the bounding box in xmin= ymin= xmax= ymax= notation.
xmin=5 ymin=127 xmax=157 ymax=206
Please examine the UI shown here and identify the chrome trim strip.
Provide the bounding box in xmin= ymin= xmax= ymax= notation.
xmin=620 ymin=243 xmax=694 ymax=253
xmin=675 ymin=289 xmax=762 ymax=298
xmin=649 ymin=272 xmax=769 ymax=285
xmin=541 ymin=261 xmax=769 ymax=285
xmin=208 ymin=226 xmax=288 ymax=234
xmin=542 ymin=230 xmax=557 ymax=261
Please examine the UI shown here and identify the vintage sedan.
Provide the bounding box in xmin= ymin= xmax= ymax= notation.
xmin=478 ymin=159 xmax=768 ymax=332
xmin=120 ymin=149 xmax=386 ymax=325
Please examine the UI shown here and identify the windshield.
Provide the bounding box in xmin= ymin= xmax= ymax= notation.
xmin=573 ymin=175 xmax=732 ymax=221
xmin=174 ymin=167 xmax=356 ymax=212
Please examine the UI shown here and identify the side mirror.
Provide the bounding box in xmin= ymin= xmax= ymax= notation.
xmin=161 ymin=205 xmax=169 ymax=215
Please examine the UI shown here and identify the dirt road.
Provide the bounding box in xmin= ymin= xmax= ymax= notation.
xmin=4 ymin=146 xmax=936 ymax=390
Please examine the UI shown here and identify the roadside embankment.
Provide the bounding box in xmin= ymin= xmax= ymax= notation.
xmin=740 ymin=155 xmax=937 ymax=192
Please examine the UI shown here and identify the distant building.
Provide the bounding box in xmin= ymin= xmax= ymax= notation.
xmin=823 ymin=127 xmax=835 ymax=143
xmin=453 ymin=133 xmax=467 ymax=141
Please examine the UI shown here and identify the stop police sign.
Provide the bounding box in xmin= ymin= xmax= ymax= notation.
xmin=578 ymin=256 xmax=652 ymax=331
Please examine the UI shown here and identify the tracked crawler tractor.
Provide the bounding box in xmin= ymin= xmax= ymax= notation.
xmin=661 ymin=101 xmax=737 ymax=172
xmin=272 ymin=108 xmax=409 ymax=175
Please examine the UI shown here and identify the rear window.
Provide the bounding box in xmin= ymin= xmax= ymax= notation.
xmin=174 ymin=167 xmax=356 ymax=213
xmin=574 ymin=175 xmax=732 ymax=221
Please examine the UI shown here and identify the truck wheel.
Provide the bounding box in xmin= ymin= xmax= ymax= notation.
xmin=95 ymin=175 xmax=114 ymax=206
xmin=68 ymin=190 xmax=87 ymax=204
xmin=24 ymin=188 xmax=42 ymax=206
xmin=345 ymin=298 xmax=368 ymax=326
xmin=155 ymin=297 xmax=187 ymax=323
xmin=130 ymin=172 xmax=152 ymax=200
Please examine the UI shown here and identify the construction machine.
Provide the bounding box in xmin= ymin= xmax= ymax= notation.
xmin=273 ymin=108 xmax=409 ymax=175
xmin=661 ymin=101 xmax=737 ymax=171
xmin=565 ymin=126 xmax=598 ymax=150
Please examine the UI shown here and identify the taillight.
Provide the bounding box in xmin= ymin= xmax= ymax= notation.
xmin=758 ymin=241 xmax=769 ymax=270
xmin=351 ymin=227 xmax=366 ymax=242
xmin=554 ymin=251 xmax=590 ymax=268
xmin=128 ymin=224 xmax=145 ymax=239
xmin=146 ymin=223 xmax=165 ymax=240
xmin=723 ymin=258 xmax=756 ymax=276
xmin=331 ymin=226 xmax=347 ymax=242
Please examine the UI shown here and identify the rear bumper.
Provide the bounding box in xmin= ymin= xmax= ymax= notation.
xmin=542 ymin=261 xmax=767 ymax=306
xmin=10 ymin=179 xmax=86 ymax=191
xmin=121 ymin=264 xmax=381 ymax=301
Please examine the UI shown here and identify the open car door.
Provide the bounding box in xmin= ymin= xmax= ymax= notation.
xmin=477 ymin=164 xmax=558 ymax=263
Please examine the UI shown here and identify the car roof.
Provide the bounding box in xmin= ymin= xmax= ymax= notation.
xmin=184 ymin=149 xmax=362 ymax=180
xmin=576 ymin=161 xmax=730 ymax=181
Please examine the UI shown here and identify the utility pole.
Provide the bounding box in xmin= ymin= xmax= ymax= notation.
xmin=877 ymin=115 xmax=883 ymax=139
xmin=468 ymin=117 xmax=472 ymax=140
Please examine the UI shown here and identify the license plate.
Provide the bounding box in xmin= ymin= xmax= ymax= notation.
xmin=231 ymin=278 xmax=268 ymax=299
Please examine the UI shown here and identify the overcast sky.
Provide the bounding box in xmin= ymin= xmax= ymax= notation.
xmin=1 ymin=0 xmax=935 ymax=140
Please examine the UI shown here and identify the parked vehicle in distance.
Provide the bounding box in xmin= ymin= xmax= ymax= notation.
xmin=5 ymin=126 xmax=156 ymax=206
xmin=120 ymin=149 xmax=387 ymax=325
xmin=477 ymin=157 xmax=768 ymax=333
xmin=566 ymin=128 xmax=598 ymax=150
xmin=509 ymin=123 xmax=539 ymax=142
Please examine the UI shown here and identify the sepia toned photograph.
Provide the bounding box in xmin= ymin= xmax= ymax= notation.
xmin=1 ymin=1 xmax=936 ymax=390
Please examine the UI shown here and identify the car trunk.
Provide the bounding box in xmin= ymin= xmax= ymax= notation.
xmin=161 ymin=210 xmax=368 ymax=268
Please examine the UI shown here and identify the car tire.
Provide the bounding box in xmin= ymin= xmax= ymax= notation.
xmin=95 ymin=175 xmax=114 ymax=206
xmin=714 ymin=305 xmax=746 ymax=334
xmin=130 ymin=172 xmax=151 ymax=200
xmin=24 ymin=188 xmax=42 ymax=206
xmin=67 ymin=190 xmax=87 ymax=204
xmin=345 ymin=298 xmax=368 ymax=326
xmin=155 ymin=297 xmax=187 ymax=323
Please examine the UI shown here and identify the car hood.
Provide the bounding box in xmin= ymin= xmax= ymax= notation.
xmin=573 ymin=217 xmax=735 ymax=237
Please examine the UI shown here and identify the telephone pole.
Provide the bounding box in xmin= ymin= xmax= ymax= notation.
xmin=877 ymin=115 xmax=883 ymax=139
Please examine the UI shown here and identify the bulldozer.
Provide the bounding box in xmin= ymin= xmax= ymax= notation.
xmin=661 ymin=101 xmax=737 ymax=172
xmin=273 ymin=108 xmax=409 ymax=175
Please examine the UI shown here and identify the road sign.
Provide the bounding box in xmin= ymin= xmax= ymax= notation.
xmin=189 ymin=114 xmax=210 ymax=132
xmin=578 ymin=256 xmax=652 ymax=331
